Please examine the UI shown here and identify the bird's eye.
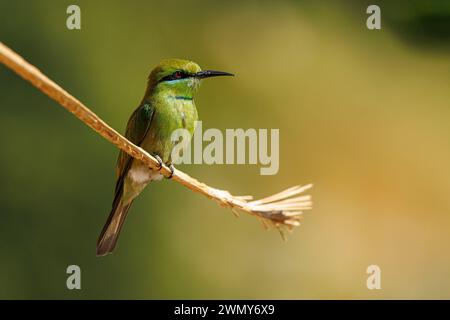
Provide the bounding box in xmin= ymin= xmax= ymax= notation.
xmin=159 ymin=71 xmax=188 ymax=83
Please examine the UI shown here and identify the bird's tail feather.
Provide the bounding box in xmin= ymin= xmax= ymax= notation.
xmin=97 ymin=194 xmax=133 ymax=256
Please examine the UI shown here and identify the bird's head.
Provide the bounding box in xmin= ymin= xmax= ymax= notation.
xmin=146 ymin=58 xmax=233 ymax=98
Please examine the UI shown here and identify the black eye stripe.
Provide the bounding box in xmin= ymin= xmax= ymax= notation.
xmin=159 ymin=71 xmax=191 ymax=82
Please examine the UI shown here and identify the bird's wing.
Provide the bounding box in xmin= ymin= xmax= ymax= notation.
xmin=115 ymin=103 xmax=155 ymax=192
xmin=97 ymin=103 xmax=155 ymax=256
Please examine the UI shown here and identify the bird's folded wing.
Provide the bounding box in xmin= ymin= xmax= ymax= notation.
xmin=115 ymin=103 xmax=155 ymax=192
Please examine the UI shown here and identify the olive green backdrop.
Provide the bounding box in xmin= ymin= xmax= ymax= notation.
xmin=1 ymin=0 xmax=450 ymax=299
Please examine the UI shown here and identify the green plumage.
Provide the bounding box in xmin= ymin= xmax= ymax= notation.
xmin=97 ymin=59 xmax=233 ymax=256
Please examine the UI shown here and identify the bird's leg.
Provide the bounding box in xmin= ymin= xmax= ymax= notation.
xmin=152 ymin=154 xmax=174 ymax=178
xmin=166 ymin=164 xmax=175 ymax=179
xmin=152 ymin=154 xmax=163 ymax=171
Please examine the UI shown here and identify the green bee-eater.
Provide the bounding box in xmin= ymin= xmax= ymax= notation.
xmin=97 ymin=59 xmax=233 ymax=256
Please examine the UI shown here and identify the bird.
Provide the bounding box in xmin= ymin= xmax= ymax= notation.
xmin=97 ymin=59 xmax=233 ymax=256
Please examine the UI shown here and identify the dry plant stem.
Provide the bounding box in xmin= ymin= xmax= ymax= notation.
xmin=0 ymin=41 xmax=313 ymax=232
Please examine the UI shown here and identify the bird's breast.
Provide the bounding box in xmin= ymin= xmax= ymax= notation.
xmin=141 ymin=98 xmax=197 ymax=162
xmin=161 ymin=98 xmax=197 ymax=133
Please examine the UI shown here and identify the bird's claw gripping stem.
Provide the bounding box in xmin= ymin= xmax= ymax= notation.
xmin=153 ymin=154 xmax=163 ymax=170
xmin=166 ymin=164 xmax=175 ymax=179
xmin=152 ymin=154 xmax=174 ymax=178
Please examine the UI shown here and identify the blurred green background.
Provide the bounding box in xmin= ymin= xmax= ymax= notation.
xmin=1 ymin=0 xmax=450 ymax=299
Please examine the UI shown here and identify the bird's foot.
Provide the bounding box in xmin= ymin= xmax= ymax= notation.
xmin=152 ymin=154 xmax=174 ymax=178
xmin=153 ymin=154 xmax=163 ymax=171
xmin=166 ymin=164 xmax=175 ymax=179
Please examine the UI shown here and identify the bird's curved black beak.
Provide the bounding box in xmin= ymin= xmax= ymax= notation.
xmin=195 ymin=70 xmax=234 ymax=79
